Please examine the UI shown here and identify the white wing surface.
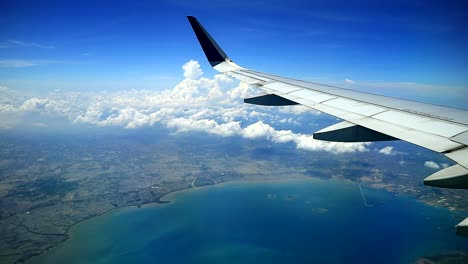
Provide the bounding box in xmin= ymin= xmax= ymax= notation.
xmin=187 ymin=16 xmax=468 ymax=192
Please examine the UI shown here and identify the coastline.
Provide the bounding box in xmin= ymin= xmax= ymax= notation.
xmin=21 ymin=177 xmax=466 ymax=264
xmin=23 ymin=180 xmax=229 ymax=264
xmin=23 ymin=178 xmax=319 ymax=263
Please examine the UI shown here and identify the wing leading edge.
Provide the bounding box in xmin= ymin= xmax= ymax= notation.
xmin=187 ymin=16 xmax=468 ymax=235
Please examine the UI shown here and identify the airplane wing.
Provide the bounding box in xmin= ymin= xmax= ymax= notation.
xmin=187 ymin=16 xmax=468 ymax=190
xmin=187 ymin=15 xmax=468 ymax=236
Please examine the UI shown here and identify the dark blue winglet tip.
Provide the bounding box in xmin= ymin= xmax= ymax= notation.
xmin=187 ymin=16 xmax=229 ymax=67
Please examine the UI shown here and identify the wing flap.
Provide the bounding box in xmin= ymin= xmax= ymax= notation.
xmin=452 ymin=131 xmax=468 ymax=145
xmin=372 ymin=111 xmax=467 ymax=138
xmin=352 ymin=117 xmax=463 ymax=152
xmin=289 ymin=89 xmax=337 ymax=103
xmin=445 ymin=147 xmax=468 ymax=168
xmin=263 ymin=82 xmax=302 ymax=94
xmin=311 ymin=104 xmax=366 ymax=121
xmin=323 ymin=98 xmax=388 ymax=116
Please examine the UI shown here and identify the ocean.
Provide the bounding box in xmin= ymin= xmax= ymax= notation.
xmin=28 ymin=179 xmax=467 ymax=264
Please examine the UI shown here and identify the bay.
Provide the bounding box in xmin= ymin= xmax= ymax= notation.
xmin=28 ymin=179 xmax=467 ymax=264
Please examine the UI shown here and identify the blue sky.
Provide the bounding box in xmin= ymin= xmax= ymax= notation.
xmin=1 ymin=0 xmax=467 ymax=106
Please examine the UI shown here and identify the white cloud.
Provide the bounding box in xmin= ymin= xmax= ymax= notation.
xmin=0 ymin=60 xmax=370 ymax=154
xmin=378 ymin=146 xmax=394 ymax=155
xmin=182 ymin=60 xmax=203 ymax=80
xmin=241 ymin=121 xmax=369 ymax=154
xmin=0 ymin=59 xmax=77 ymax=68
xmin=227 ymin=82 xmax=256 ymax=100
xmin=167 ymin=117 xmax=241 ymax=137
xmin=345 ymin=79 xmax=355 ymax=84
xmin=295 ymin=134 xmax=369 ymax=154
xmin=424 ymin=161 xmax=440 ymax=169
xmin=242 ymin=121 xmax=275 ymax=139
xmin=8 ymin=39 xmax=55 ymax=49
xmin=0 ymin=60 xmax=38 ymax=68
xmin=19 ymin=98 xmax=49 ymax=111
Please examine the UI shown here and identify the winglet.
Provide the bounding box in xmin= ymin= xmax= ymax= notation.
xmin=187 ymin=16 xmax=230 ymax=67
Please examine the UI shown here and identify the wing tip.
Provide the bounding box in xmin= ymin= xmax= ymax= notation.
xmin=187 ymin=16 xmax=229 ymax=67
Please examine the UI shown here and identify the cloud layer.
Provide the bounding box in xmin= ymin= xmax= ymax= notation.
xmin=0 ymin=60 xmax=370 ymax=154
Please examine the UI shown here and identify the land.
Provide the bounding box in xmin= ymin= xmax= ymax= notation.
xmin=417 ymin=252 xmax=468 ymax=264
xmin=0 ymin=128 xmax=466 ymax=263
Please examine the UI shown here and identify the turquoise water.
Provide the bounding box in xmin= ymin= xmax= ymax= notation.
xmin=29 ymin=179 xmax=467 ymax=264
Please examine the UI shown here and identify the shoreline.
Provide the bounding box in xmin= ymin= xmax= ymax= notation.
xmin=19 ymin=190 xmax=181 ymax=264
xmin=23 ymin=181 xmax=226 ymax=264
xmin=22 ymin=178 xmax=318 ymax=263
xmin=21 ymin=177 xmax=466 ymax=264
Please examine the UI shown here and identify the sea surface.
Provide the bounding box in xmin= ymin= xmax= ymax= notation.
xmin=28 ymin=179 xmax=467 ymax=264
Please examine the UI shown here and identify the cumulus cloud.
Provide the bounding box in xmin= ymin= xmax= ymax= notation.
xmin=182 ymin=60 xmax=203 ymax=80
xmin=242 ymin=121 xmax=275 ymax=139
xmin=240 ymin=121 xmax=369 ymax=154
xmin=424 ymin=161 xmax=440 ymax=169
xmin=19 ymin=98 xmax=49 ymax=112
xmin=378 ymin=146 xmax=394 ymax=155
xmin=295 ymin=134 xmax=369 ymax=153
xmin=0 ymin=60 xmax=370 ymax=154
xmin=345 ymin=79 xmax=355 ymax=84
xmin=167 ymin=117 xmax=241 ymax=137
